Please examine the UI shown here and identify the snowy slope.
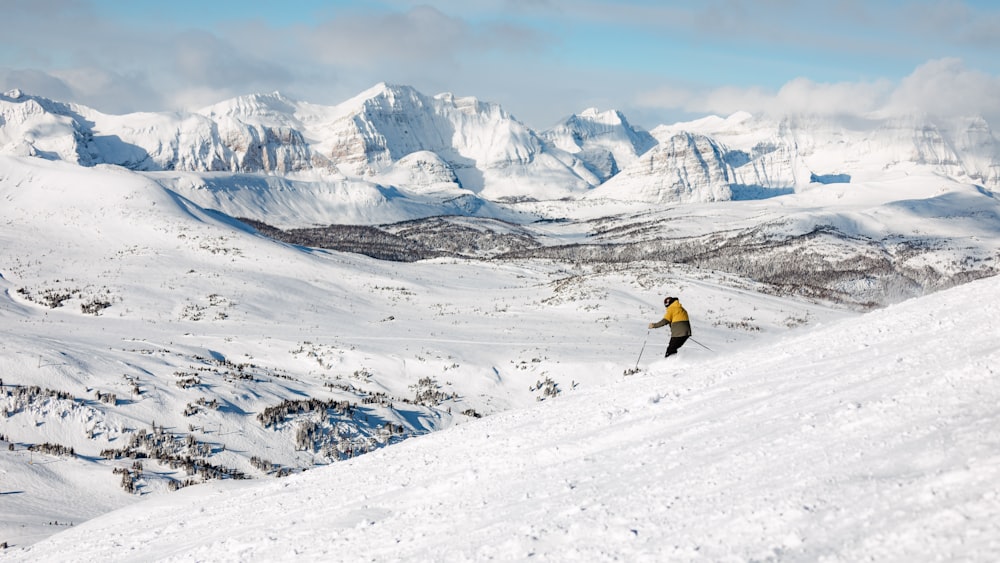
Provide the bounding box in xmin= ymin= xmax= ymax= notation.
xmin=146 ymin=170 xmax=528 ymax=228
xmin=8 ymin=270 xmax=999 ymax=562
xmin=1 ymin=154 xmax=847 ymax=548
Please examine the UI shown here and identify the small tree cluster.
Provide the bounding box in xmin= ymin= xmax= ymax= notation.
xmin=180 ymin=303 xmax=207 ymax=321
xmin=319 ymin=422 xmax=407 ymax=459
xmin=16 ymin=284 xmax=115 ymax=313
xmin=27 ymin=442 xmax=75 ymax=457
xmin=3 ymin=384 xmax=74 ymax=401
xmin=100 ymin=425 xmax=245 ymax=483
xmin=183 ymin=355 xmax=290 ymax=384
xmin=294 ymin=419 xmax=399 ymax=452
xmin=113 ymin=461 xmax=144 ymax=494
xmin=257 ymin=398 xmax=354 ymax=428
xmin=16 ymin=286 xmax=74 ymax=308
xmin=295 ymin=420 xmax=321 ymax=451
xmin=168 ymin=478 xmax=198 ymax=491
xmin=2 ymin=384 xmax=78 ymax=417
xmin=361 ymin=391 xmax=394 ymax=407
xmin=352 ymin=368 xmax=373 ymax=382
xmin=714 ymin=316 xmax=761 ymax=332
xmin=290 ymin=341 xmax=338 ymax=370
xmin=274 ymin=409 xmax=413 ymax=461
xmin=250 ymin=455 xmax=278 ymax=473
xmin=81 ymin=297 xmax=112 ymax=315
xmin=196 ymin=356 xmax=260 ymax=381
xmin=175 ymin=372 xmax=201 ymax=389
xmin=122 ymin=374 xmax=142 ymax=397
xmin=409 ymin=377 xmax=452 ymax=407
xmin=95 ymin=391 xmax=117 ymax=405
xmin=183 ymin=397 xmax=220 ymax=417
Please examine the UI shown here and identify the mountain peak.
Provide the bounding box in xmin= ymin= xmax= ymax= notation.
xmin=352 ymin=82 xmax=420 ymax=103
xmin=577 ymin=107 xmax=626 ymax=125
xmin=540 ymin=107 xmax=657 ymax=181
xmin=198 ymin=91 xmax=298 ymax=121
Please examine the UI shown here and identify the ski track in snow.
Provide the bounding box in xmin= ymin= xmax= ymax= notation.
xmin=7 ymin=275 xmax=1000 ymax=562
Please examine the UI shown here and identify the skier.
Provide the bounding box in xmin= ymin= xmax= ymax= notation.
xmin=648 ymin=296 xmax=692 ymax=357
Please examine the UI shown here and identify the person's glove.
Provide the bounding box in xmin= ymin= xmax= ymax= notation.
xmin=648 ymin=323 xmax=654 ymax=329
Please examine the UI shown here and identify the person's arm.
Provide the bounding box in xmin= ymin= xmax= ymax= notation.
xmin=648 ymin=318 xmax=668 ymax=329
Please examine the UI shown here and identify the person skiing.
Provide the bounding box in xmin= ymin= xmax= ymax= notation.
xmin=648 ymin=296 xmax=692 ymax=357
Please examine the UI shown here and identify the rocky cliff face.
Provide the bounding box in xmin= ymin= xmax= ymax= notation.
xmin=588 ymin=110 xmax=1000 ymax=204
xmin=589 ymin=132 xmax=736 ymax=203
xmin=314 ymin=84 xmax=548 ymax=183
xmin=541 ymin=107 xmax=657 ymax=182
xmin=0 ymin=90 xmax=323 ymax=174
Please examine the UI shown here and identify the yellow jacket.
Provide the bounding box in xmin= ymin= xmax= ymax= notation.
xmin=663 ymin=300 xmax=689 ymax=324
xmin=650 ymin=300 xmax=692 ymax=337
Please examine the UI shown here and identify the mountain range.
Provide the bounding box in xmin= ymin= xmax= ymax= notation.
xmin=2 ymin=84 xmax=998 ymax=218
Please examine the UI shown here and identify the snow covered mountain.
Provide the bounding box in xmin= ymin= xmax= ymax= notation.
xmin=5 ymin=85 xmax=999 ymax=211
xmin=541 ymin=107 xmax=657 ymax=182
xmin=0 ymin=85 xmax=599 ymax=202
xmin=586 ymin=131 xmax=743 ymax=203
xmin=589 ymin=110 xmax=1000 ymax=203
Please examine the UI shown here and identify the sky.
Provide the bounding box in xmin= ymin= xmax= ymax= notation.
xmin=2 ymin=0 xmax=1000 ymax=129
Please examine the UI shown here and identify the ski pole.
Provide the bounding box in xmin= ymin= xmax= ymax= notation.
xmin=689 ymin=337 xmax=714 ymax=352
xmin=633 ymin=330 xmax=649 ymax=370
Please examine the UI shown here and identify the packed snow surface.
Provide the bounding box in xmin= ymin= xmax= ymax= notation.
xmin=9 ymin=273 xmax=1000 ymax=561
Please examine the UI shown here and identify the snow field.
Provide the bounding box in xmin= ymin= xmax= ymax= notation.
xmin=2 ymin=155 xmax=845 ymax=551
xmin=2 ymin=138 xmax=999 ymax=561
xmin=7 ymin=273 xmax=1000 ymax=562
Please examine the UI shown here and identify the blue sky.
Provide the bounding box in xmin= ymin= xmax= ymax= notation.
xmin=2 ymin=0 xmax=999 ymax=128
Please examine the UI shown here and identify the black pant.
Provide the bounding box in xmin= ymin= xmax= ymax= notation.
xmin=665 ymin=335 xmax=690 ymax=357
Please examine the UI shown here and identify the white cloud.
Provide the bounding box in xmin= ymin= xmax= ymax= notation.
xmin=886 ymin=58 xmax=1000 ymax=120
xmin=3 ymin=1 xmax=1000 ymax=129
xmin=301 ymin=5 xmax=544 ymax=68
xmin=637 ymin=59 xmax=1000 ymax=123
xmin=0 ymin=68 xmax=74 ymax=101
